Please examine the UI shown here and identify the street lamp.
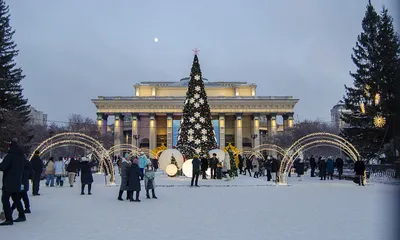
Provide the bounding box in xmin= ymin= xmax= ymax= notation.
xmin=133 ymin=134 xmax=140 ymax=148
xmin=250 ymin=133 xmax=258 ymax=148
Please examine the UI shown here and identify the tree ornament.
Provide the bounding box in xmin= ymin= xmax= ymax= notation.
xmin=194 ymin=102 xmax=200 ymax=108
xmin=194 ymin=112 xmax=200 ymax=118
xmin=374 ymin=93 xmax=380 ymax=105
xmin=190 ymin=98 xmax=195 ymax=103
xmin=188 ymin=129 xmax=194 ymax=135
xmin=194 ymin=139 xmax=201 ymax=145
xmin=195 ymin=86 xmax=201 ymax=91
xmin=199 ymin=98 xmax=204 ymax=104
xmin=194 ymin=75 xmax=200 ymax=81
xmin=373 ymin=115 xmax=386 ymax=128
xmin=195 ymin=123 xmax=201 ymax=129
xmin=201 ymin=129 xmax=207 ymax=134
xmin=360 ymin=102 xmax=366 ymax=114
xmin=201 ymin=135 xmax=207 ymax=141
xmin=199 ymin=117 xmax=205 ymax=123
xmin=189 ymin=117 xmax=196 ymax=123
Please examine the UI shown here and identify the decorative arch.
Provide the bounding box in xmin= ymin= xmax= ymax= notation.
xmin=278 ymin=132 xmax=360 ymax=184
xmin=108 ymin=144 xmax=140 ymax=158
xmin=30 ymin=132 xmax=115 ymax=184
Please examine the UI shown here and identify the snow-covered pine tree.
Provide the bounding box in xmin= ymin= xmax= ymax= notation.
xmin=176 ymin=50 xmax=218 ymax=158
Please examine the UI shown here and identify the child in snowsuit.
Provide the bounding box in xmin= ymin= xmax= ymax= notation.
xmin=144 ymin=163 xmax=157 ymax=199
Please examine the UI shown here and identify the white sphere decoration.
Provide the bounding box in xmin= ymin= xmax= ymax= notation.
xmin=182 ymin=159 xmax=193 ymax=178
xmin=158 ymin=149 xmax=184 ymax=171
xmin=206 ymin=167 xmax=211 ymax=176
xmin=154 ymin=37 xmax=159 ymax=42
xmin=209 ymin=149 xmax=225 ymax=161
xmin=165 ymin=164 xmax=178 ymax=177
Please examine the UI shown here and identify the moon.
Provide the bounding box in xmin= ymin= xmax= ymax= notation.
xmin=154 ymin=37 xmax=159 ymax=43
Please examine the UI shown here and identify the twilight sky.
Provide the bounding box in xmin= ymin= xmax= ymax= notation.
xmin=7 ymin=0 xmax=400 ymax=124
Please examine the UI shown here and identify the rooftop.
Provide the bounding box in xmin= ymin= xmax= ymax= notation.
xmin=135 ymin=77 xmax=255 ymax=87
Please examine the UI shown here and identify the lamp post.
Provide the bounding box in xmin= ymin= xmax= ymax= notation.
xmin=250 ymin=133 xmax=258 ymax=149
xmin=133 ymin=134 xmax=140 ymax=148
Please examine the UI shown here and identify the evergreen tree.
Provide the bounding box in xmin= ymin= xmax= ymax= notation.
xmin=227 ymin=148 xmax=238 ymax=178
xmin=341 ymin=1 xmax=400 ymax=159
xmin=176 ymin=51 xmax=218 ymax=158
xmin=0 ymin=0 xmax=30 ymax=151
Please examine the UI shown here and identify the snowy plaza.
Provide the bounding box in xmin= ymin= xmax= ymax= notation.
xmin=0 ymin=173 xmax=397 ymax=240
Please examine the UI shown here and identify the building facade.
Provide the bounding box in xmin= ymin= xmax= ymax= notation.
xmin=29 ymin=107 xmax=48 ymax=126
xmin=331 ymin=103 xmax=351 ymax=130
xmin=92 ymin=77 xmax=299 ymax=152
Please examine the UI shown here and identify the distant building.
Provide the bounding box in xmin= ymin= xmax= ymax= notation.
xmin=331 ymin=103 xmax=351 ymax=130
xmin=29 ymin=107 xmax=48 ymax=126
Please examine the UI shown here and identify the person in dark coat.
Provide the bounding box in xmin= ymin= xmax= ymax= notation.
xmin=0 ymin=139 xmax=26 ymax=225
xmin=244 ymin=157 xmax=252 ymax=177
xmin=79 ymin=157 xmax=94 ymax=195
xmin=200 ymin=154 xmax=209 ymax=179
xmin=319 ymin=158 xmax=327 ymax=180
xmin=30 ymin=150 xmax=44 ymax=195
xmin=12 ymin=159 xmax=33 ymax=214
xmin=118 ymin=154 xmax=131 ymax=201
xmin=238 ymin=154 xmax=244 ymax=174
xmin=127 ymin=158 xmax=143 ymax=202
xmin=295 ymin=158 xmax=305 ymax=180
xmin=265 ymin=156 xmax=273 ymax=181
xmin=191 ymin=155 xmax=201 ymax=187
xmin=335 ymin=157 xmax=344 ymax=180
xmin=209 ymin=153 xmax=218 ymax=179
xmin=66 ymin=157 xmax=79 ymax=187
xmin=309 ymin=155 xmax=316 ymax=177
xmin=354 ymin=160 xmax=366 ymax=186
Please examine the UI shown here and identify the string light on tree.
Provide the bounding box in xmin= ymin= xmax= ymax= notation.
xmin=373 ymin=115 xmax=386 ymax=128
xmin=176 ymin=49 xmax=218 ymax=158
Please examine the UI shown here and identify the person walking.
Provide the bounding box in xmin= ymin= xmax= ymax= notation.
xmin=138 ymin=152 xmax=149 ymax=180
xmin=244 ymin=157 xmax=252 ymax=177
xmin=326 ymin=157 xmax=335 ymax=180
xmin=191 ymin=155 xmax=201 ymax=187
xmin=66 ymin=157 xmax=79 ymax=187
xmin=335 ymin=157 xmax=344 ymax=180
xmin=54 ymin=157 xmax=66 ymax=187
xmin=0 ymin=139 xmax=27 ymax=225
xmin=354 ymin=160 xmax=366 ymax=186
xmin=45 ymin=157 xmax=55 ymax=187
xmin=79 ymin=157 xmax=94 ymax=195
xmin=251 ymin=156 xmax=259 ymax=178
xmin=30 ymin=151 xmax=44 ymax=196
xmin=144 ymin=163 xmax=157 ymax=199
xmin=200 ymin=154 xmax=209 ymax=179
xmin=309 ymin=155 xmax=317 ymax=177
xmin=210 ymin=153 xmax=218 ymax=179
xmin=117 ymin=154 xmax=131 ymax=201
xmin=319 ymin=158 xmax=327 ymax=180
xmin=12 ymin=159 xmax=33 ymax=214
xmin=127 ymin=158 xmax=143 ymax=202
xmin=238 ymin=154 xmax=244 ymax=174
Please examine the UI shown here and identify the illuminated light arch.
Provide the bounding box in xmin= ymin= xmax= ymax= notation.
xmin=108 ymin=144 xmax=140 ymax=157
xmin=30 ymin=132 xmax=115 ymax=184
xmin=252 ymin=144 xmax=286 ymax=155
xmin=128 ymin=148 xmax=156 ymax=159
xmin=278 ymin=132 xmax=360 ymax=184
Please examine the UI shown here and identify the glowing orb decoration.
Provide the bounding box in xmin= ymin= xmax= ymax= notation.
xmin=374 ymin=93 xmax=380 ymax=105
xmin=154 ymin=37 xmax=159 ymax=42
xmin=374 ymin=115 xmax=386 ymax=128
xmin=165 ymin=164 xmax=178 ymax=177
xmin=158 ymin=149 xmax=184 ymax=171
xmin=182 ymin=159 xmax=193 ymax=178
xmin=206 ymin=167 xmax=211 ymax=176
xmin=208 ymin=149 xmax=225 ymax=161
xmin=360 ymin=102 xmax=365 ymax=114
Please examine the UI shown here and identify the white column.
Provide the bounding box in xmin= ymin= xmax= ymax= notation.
xmin=114 ymin=114 xmax=124 ymax=157
xmin=167 ymin=113 xmax=173 ymax=149
xmin=253 ymin=113 xmax=260 ymax=148
xmin=131 ymin=114 xmax=139 ymax=147
xmin=97 ymin=113 xmax=108 ymax=135
xmin=149 ymin=113 xmax=157 ymax=150
xmin=235 ymin=113 xmax=243 ymax=152
xmin=267 ymin=114 xmax=277 ymax=137
xmin=219 ymin=114 xmax=225 ymax=149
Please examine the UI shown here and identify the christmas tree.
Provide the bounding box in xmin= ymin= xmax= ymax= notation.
xmin=0 ymin=0 xmax=31 ymax=152
xmin=341 ymin=1 xmax=400 ymax=159
xmin=227 ymin=148 xmax=238 ymax=178
xmin=176 ymin=50 xmax=218 ymax=158
xmin=170 ymin=153 xmax=180 ymax=176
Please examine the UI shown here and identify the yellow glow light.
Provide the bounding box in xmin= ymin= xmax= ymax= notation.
xmin=165 ymin=164 xmax=178 ymax=177
xmin=360 ymin=102 xmax=366 ymax=114
xmin=374 ymin=115 xmax=386 ymax=128
xmin=374 ymin=93 xmax=380 ymax=105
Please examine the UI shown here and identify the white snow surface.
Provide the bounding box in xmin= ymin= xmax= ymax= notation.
xmin=1 ymin=172 xmax=397 ymax=240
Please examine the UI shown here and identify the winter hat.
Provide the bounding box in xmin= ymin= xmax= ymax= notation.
xmin=133 ymin=158 xmax=139 ymax=165
xmin=81 ymin=157 xmax=88 ymax=162
xmin=34 ymin=150 xmax=40 ymax=155
xmin=124 ymin=153 xmax=129 ymax=159
xmin=140 ymin=151 xmax=144 ymax=155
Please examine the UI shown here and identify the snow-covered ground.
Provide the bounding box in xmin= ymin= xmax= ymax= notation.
xmin=1 ymin=172 xmax=397 ymax=240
